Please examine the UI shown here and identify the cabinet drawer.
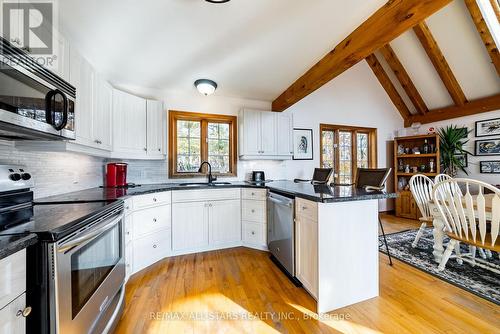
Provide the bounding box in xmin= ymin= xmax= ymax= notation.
xmin=133 ymin=230 xmax=171 ymax=273
xmin=241 ymin=188 xmax=266 ymax=201
xmin=0 ymin=250 xmax=26 ymax=311
xmin=172 ymin=188 xmax=240 ymax=203
xmin=0 ymin=293 xmax=26 ymax=334
xmin=242 ymin=200 xmax=266 ymax=223
xmin=132 ymin=205 xmax=171 ymax=238
xmin=242 ymin=221 xmax=266 ymax=246
xmin=295 ymin=198 xmax=318 ymax=221
xmin=133 ymin=191 xmax=171 ymax=209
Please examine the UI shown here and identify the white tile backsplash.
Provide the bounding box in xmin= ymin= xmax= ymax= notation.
xmin=0 ymin=141 xmax=105 ymax=198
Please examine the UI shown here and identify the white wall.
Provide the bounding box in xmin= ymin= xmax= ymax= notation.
xmin=404 ymin=110 xmax=500 ymax=185
xmin=283 ymin=62 xmax=404 ymax=211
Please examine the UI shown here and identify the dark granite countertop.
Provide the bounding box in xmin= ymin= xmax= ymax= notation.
xmin=0 ymin=233 xmax=37 ymax=260
xmin=35 ymin=180 xmax=397 ymax=204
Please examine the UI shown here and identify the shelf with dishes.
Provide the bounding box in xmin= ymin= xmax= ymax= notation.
xmin=393 ymin=134 xmax=441 ymax=220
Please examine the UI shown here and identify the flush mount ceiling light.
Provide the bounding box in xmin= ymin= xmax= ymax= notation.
xmin=194 ymin=79 xmax=218 ymax=96
xmin=205 ymin=0 xmax=231 ymax=3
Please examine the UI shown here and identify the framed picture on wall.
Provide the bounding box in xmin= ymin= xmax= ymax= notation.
xmin=293 ymin=128 xmax=313 ymax=160
xmin=480 ymin=161 xmax=500 ymax=174
xmin=454 ymin=154 xmax=468 ymax=167
xmin=475 ymin=118 xmax=500 ymax=137
xmin=475 ymin=139 xmax=500 ymax=156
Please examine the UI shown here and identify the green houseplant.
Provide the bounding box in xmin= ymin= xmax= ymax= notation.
xmin=438 ymin=125 xmax=472 ymax=177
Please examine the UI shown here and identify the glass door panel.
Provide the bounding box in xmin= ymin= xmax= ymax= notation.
xmin=70 ymin=223 xmax=121 ymax=318
xmin=338 ymin=131 xmax=352 ymax=184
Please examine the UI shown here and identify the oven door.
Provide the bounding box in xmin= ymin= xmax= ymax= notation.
xmin=52 ymin=212 xmax=125 ymax=334
xmin=0 ymin=56 xmax=75 ymax=140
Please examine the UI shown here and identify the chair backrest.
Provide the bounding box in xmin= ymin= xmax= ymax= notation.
xmin=355 ymin=168 xmax=392 ymax=189
xmin=409 ymin=174 xmax=434 ymax=220
xmin=432 ymin=178 xmax=500 ymax=248
xmin=311 ymin=168 xmax=333 ymax=184
xmin=434 ymin=174 xmax=462 ymax=197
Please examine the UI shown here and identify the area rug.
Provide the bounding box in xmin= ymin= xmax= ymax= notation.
xmin=379 ymin=228 xmax=500 ymax=305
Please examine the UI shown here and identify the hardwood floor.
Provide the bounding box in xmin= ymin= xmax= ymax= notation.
xmin=113 ymin=214 xmax=500 ymax=334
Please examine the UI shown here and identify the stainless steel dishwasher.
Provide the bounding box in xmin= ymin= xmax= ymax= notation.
xmin=267 ymin=191 xmax=298 ymax=283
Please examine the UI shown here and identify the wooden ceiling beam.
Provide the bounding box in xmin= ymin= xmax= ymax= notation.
xmin=366 ymin=54 xmax=411 ymax=122
xmin=379 ymin=44 xmax=428 ymax=115
xmin=413 ymin=21 xmax=468 ymax=106
xmin=271 ymin=0 xmax=453 ymax=112
xmin=464 ymin=0 xmax=500 ymax=76
xmin=405 ymin=93 xmax=500 ymax=126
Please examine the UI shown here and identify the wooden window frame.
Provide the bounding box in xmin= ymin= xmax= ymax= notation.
xmin=319 ymin=124 xmax=377 ymax=184
xmin=168 ymin=110 xmax=238 ymax=178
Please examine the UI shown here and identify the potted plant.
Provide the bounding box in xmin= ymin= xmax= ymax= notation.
xmin=438 ymin=125 xmax=472 ymax=177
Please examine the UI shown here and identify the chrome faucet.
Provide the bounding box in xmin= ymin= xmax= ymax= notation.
xmin=198 ymin=161 xmax=217 ymax=184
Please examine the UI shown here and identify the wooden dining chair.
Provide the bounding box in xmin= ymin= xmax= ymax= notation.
xmin=409 ymin=175 xmax=435 ymax=248
xmin=435 ymin=174 xmax=491 ymax=259
xmin=432 ymin=178 xmax=500 ymax=273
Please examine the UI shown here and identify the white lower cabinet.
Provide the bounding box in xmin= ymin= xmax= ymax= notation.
xmin=295 ymin=199 xmax=318 ymax=299
xmin=0 ymin=293 xmax=26 ymax=334
xmin=133 ymin=231 xmax=171 ymax=273
xmin=172 ymin=201 xmax=209 ymax=251
xmin=242 ymin=221 xmax=266 ymax=247
xmin=209 ymin=200 xmax=241 ymax=246
xmin=0 ymin=250 xmax=29 ymax=334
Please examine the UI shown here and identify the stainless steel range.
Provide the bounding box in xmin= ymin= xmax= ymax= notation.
xmin=0 ymin=165 xmax=125 ymax=334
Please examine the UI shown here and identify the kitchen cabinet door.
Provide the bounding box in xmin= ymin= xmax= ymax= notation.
xmin=71 ymin=49 xmax=95 ymax=147
xmin=296 ymin=215 xmax=318 ymax=299
xmin=53 ymin=34 xmax=70 ymax=82
xmin=209 ymin=199 xmax=241 ymax=246
xmin=240 ymin=110 xmax=261 ymax=156
xmin=276 ymin=113 xmax=293 ymax=156
xmin=146 ymin=100 xmax=165 ymax=156
xmin=112 ymin=89 xmax=147 ymax=156
xmin=172 ymin=201 xmax=209 ymax=251
xmin=0 ymin=293 xmax=27 ymax=334
xmin=260 ymin=112 xmax=277 ymax=155
xmin=93 ymin=76 xmax=113 ymax=151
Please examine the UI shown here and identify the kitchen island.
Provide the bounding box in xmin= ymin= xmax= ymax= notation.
xmin=34 ymin=180 xmax=396 ymax=313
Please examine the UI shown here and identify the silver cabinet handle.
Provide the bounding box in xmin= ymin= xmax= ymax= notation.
xmin=153 ymin=244 xmax=157 ymax=249
xmin=153 ymin=218 xmax=157 ymax=222
xmin=17 ymin=307 xmax=32 ymax=318
xmin=153 ymin=198 xmax=157 ymax=202
xmin=302 ymin=206 xmax=307 ymax=210
xmin=158 ymin=148 xmax=161 ymax=151
xmin=144 ymin=148 xmax=147 ymax=151
xmin=251 ymin=231 xmax=255 ymax=235
xmin=251 ymin=209 xmax=255 ymax=213
xmin=251 ymin=192 xmax=255 ymax=196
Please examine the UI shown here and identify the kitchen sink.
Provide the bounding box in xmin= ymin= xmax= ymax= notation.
xmin=177 ymin=182 xmax=232 ymax=187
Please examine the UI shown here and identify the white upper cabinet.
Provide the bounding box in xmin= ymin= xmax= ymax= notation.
xmin=93 ymin=75 xmax=113 ymax=150
xmin=146 ymin=100 xmax=165 ymax=157
xmin=260 ymin=111 xmax=277 ymax=155
xmin=69 ymin=47 xmax=113 ymax=152
xmin=70 ymin=48 xmax=95 ymax=147
xmin=276 ymin=113 xmax=294 ymax=156
xmin=239 ymin=109 xmax=293 ymax=160
xmin=112 ymin=89 xmax=147 ymax=156
xmin=112 ymin=90 xmax=165 ymax=159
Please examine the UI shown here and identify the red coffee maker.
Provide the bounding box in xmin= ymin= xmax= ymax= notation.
xmin=106 ymin=163 xmax=128 ymax=187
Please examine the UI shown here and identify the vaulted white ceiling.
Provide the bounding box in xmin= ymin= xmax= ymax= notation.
xmin=59 ymin=0 xmax=500 ymax=109
xmin=58 ymin=0 xmax=387 ymax=100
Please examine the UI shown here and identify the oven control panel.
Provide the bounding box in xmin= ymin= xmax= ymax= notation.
xmin=0 ymin=165 xmax=34 ymax=192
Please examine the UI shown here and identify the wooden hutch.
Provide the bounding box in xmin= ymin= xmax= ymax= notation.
xmin=393 ymin=134 xmax=440 ymax=219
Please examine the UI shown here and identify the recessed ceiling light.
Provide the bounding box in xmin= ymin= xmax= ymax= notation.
xmin=205 ymin=0 xmax=231 ymax=3
xmin=194 ymin=79 xmax=218 ymax=96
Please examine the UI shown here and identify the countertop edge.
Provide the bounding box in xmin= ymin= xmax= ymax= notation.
xmin=0 ymin=233 xmax=38 ymax=260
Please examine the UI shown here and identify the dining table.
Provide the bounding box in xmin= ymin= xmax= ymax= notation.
xmin=429 ymin=194 xmax=495 ymax=263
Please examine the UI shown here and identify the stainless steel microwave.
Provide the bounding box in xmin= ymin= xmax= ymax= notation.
xmin=0 ymin=37 xmax=76 ymax=140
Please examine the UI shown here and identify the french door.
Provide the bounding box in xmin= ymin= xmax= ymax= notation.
xmin=320 ymin=124 xmax=377 ymax=184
